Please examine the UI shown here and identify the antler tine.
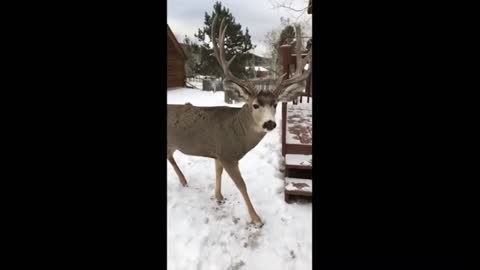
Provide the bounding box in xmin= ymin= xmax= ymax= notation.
xmin=211 ymin=16 xmax=229 ymax=71
xmin=282 ymin=55 xmax=312 ymax=85
xmin=300 ymin=49 xmax=312 ymax=69
xmin=275 ymin=73 xmax=287 ymax=85
xmin=211 ymin=16 xmax=223 ymax=66
xmin=211 ymin=15 xmax=253 ymax=95
xmin=294 ymin=24 xmax=304 ymax=75
xmin=218 ymin=18 xmax=229 ymax=68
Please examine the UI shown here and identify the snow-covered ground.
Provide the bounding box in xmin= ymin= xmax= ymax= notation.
xmin=186 ymin=80 xmax=203 ymax=89
xmin=167 ymin=88 xmax=312 ymax=270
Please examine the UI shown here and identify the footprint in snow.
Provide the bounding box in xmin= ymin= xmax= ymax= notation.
xmin=290 ymin=250 xmax=296 ymax=259
xmin=232 ymin=216 xmax=240 ymax=224
xmin=227 ymin=260 xmax=245 ymax=270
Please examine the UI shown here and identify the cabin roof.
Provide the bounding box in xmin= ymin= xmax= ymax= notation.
xmin=167 ymin=24 xmax=187 ymax=60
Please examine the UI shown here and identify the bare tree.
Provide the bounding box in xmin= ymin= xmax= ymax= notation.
xmin=263 ymin=29 xmax=280 ymax=78
xmin=270 ymin=0 xmax=311 ymax=22
xmin=262 ymin=14 xmax=311 ymax=79
xmin=270 ymin=0 xmax=312 ymax=41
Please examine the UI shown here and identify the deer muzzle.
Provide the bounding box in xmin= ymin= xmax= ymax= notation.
xmin=263 ymin=120 xmax=276 ymax=131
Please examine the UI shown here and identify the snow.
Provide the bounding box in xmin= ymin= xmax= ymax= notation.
xmin=285 ymin=178 xmax=312 ymax=192
xmin=167 ymin=88 xmax=312 ymax=270
xmin=286 ymin=101 xmax=312 ymax=145
xmin=186 ymin=80 xmax=203 ymax=89
xmin=285 ymin=154 xmax=312 ymax=166
xmin=168 ymin=88 xmax=244 ymax=108
xmin=245 ymin=66 xmax=269 ymax=72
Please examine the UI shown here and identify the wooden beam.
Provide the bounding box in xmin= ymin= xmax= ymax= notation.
xmin=281 ymin=102 xmax=287 ymax=156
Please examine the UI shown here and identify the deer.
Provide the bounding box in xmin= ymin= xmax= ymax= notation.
xmin=167 ymin=15 xmax=312 ymax=226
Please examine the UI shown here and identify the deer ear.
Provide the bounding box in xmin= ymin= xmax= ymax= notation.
xmin=223 ymin=79 xmax=252 ymax=101
xmin=276 ymin=82 xmax=306 ymax=102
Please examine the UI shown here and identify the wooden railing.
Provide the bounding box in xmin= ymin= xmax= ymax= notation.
xmin=279 ymin=44 xmax=312 ymax=104
xmin=279 ymin=44 xmax=312 ymax=156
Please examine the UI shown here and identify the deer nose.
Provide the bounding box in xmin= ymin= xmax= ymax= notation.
xmin=263 ymin=120 xmax=276 ymax=130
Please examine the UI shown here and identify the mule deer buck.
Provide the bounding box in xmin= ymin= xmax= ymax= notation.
xmin=167 ymin=15 xmax=312 ymax=226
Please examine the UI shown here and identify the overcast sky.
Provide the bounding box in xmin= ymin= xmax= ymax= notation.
xmin=167 ymin=0 xmax=311 ymax=57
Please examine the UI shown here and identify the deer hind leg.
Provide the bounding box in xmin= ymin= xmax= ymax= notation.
xmin=215 ymin=159 xmax=224 ymax=202
xmin=220 ymin=160 xmax=263 ymax=226
xmin=167 ymin=147 xmax=188 ymax=187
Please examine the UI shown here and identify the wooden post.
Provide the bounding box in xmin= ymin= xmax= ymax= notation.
xmin=279 ymin=44 xmax=291 ymax=156
xmin=306 ymin=72 xmax=311 ymax=103
xmin=279 ymin=44 xmax=292 ymax=80
xmin=281 ymin=102 xmax=287 ymax=156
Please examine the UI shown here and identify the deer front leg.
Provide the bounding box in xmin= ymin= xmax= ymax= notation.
xmin=220 ymin=160 xmax=263 ymax=226
xmin=215 ymin=159 xmax=224 ymax=202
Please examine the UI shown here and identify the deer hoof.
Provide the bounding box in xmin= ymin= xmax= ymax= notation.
xmin=252 ymin=219 xmax=264 ymax=227
xmin=215 ymin=194 xmax=224 ymax=202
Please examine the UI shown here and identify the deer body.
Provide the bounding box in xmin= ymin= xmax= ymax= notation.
xmin=167 ymin=104 xmax=266 ymax=161
xmin=167 ymin=15 xmax=312 ymax=226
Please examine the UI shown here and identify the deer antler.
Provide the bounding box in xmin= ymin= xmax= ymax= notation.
xmin=273 ymin=24 xmax=312 ymax=99
xmin=211 ymin=15 xmax=256 ymax=97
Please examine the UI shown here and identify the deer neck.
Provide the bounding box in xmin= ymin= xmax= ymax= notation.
xmin=229 ymin=104 xmax=267 ymax=156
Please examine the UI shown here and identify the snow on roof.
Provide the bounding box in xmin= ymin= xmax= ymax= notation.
xmin=245 ymin=66 xmax=268 ymax=72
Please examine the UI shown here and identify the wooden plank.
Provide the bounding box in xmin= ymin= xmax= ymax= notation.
xmin=285 ymin=193 xmax=312 ymax=203
xmin=285 ymin=154 xmax=312 ymax=166
xmin=280 ymin=45 xmax=292 ymax=78
xmin=285 ymin=154 xmax=312 ymax=170
xmin=285 ymin=144 xmax=312 ymax=155
xmin=285 ymin=190 xmax=312 ymax=197
xmin=281 ymin=102 xmax=287 ymax=156
xmin=285 ymin=177 xmax=312 ymax=196
xmin=286 ymin=102 xmax=312 ymax=146
xmin=286 ymin=165 xmax=312 ymax=171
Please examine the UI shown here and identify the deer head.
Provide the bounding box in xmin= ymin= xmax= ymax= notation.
xmin=211 ymin=15 xmax=312 ymax=132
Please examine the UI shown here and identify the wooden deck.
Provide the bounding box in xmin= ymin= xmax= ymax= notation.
xmin=282 ymin=100 xmax=313 ymax=203
xmin=278 ymin=35 xmax=313 ymax=203
xmin=282 ymin=101 xmax=312 ymax=156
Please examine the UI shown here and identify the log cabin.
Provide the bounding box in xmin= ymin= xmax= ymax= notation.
xmin=167 ymin=25 xmax=187 ymax=89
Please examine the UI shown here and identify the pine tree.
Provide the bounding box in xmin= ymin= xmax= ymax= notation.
xmin=194 ymin=1 xmax=255 ymax=78
xmin=182 ymin=36 xmax=201 ymax=77
xmin=278 ymin=25 xmax=295 ymax=47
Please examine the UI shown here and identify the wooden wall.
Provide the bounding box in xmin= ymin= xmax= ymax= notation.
xmin=167 ymin=37 xmax=186 ymax=88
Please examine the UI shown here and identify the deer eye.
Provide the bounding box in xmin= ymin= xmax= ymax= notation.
xmin=253 ymin=104 xmax=259 ymax=109
xmin=273 ymin=104 xmax=277 ymax=108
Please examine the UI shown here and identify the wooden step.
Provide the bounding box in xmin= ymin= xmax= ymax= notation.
xmin=286 ymin=102 xmax=312 ymax=146
xmin=281 ymin=102 xmax=313 ymax=156
xmin=285 ymin=177 xmax=312 ymax=197
xmin=285 ymin=154 xmax=312 ymax=170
